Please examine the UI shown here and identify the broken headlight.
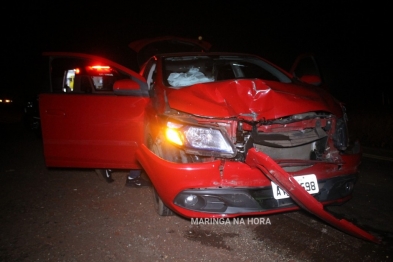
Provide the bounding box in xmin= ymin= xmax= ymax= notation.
xmin=165 ymin=122 xmax=236 ymax=157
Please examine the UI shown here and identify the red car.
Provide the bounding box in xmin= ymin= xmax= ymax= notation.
xmin=39 ymin=38 xmax=379 ymax=243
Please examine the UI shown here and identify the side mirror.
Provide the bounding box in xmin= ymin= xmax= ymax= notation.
xmin=300 ymin=75 xmax=322 ymax=86
xmin=290 ymin=54 xmax=324 ymax=87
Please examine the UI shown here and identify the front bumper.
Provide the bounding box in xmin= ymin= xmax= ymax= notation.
xmin=136 ymin=144 xmax=380 ymax=243
xmin=174 ymin=174 xmax=356 ymax=214
xmin=136 ymin=144 xmax=360 ymax=218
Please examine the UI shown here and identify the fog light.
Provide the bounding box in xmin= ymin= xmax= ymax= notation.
xmin=345 ymin=182 xmax=354 ymax=193
xmin=184 ymin=195 xmax=198 ymax=206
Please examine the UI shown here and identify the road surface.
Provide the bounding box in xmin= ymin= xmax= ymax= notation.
xmin=1 ymin=122 xmax=392 ymax=261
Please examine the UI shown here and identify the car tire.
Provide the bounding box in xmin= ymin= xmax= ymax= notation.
xmin=147 ymin=135 xmax=175 ymax=216
xmin=153 ymin=187 xmax=174 ymax=216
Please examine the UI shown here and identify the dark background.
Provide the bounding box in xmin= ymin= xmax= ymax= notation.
xmin=2 ymin=1 xmax=392 ymax=108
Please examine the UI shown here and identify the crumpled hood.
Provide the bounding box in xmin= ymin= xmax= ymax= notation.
xmin=166 ymin=79 xmax=342 ymax=121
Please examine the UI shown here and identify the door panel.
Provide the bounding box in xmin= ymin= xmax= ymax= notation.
xmin=40 ymin=94 xmax=149 ymax=168
xmin=39 ymin=53 xmax=149 ymax=169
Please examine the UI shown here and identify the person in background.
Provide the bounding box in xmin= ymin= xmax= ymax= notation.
xmin=96 ymin=169 xmax=151 ymax=187
xmin=126 ymin=169 xmax=151 ymax=187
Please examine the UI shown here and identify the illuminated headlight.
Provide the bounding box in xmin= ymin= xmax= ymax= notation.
xmin=165 ymin=123 xmax=235 ymax=157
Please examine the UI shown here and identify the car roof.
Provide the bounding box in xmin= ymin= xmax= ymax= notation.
xmin=155 ymin=51 xmax=259 ymax=58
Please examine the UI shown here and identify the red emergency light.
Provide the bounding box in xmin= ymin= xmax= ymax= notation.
xmin=88 ymin=65 xmax=111 ymax=71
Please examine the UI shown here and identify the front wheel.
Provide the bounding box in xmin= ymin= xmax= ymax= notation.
xmin=148 ymin=135 xmax=175 ymax=216
xmin=153 ymin=188 xmax=174 ymax=216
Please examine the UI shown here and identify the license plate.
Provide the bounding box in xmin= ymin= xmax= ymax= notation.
xmin=271 ymin=174 xmax=319 ymax=200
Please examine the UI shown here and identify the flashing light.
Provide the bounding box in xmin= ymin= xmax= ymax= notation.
xmin=86 ymin=65 xmax=112 ymax=75
xmin=90 ymin=65 xmax=111 ymax=70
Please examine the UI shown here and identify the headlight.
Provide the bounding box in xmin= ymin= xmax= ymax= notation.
xmin=165 ymin=122 xmax=236 ymax=157
xmin=185 ymin=126 xmax=233 ymax=152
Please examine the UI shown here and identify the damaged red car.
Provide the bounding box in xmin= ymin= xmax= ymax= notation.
xmin=39 ymin=39 xmax=379 ymax=243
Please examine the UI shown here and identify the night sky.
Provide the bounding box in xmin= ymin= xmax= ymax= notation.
xmin=3 ymin=1 xmax=392 ymax=107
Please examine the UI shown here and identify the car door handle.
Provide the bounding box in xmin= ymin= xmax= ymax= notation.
xmin=45 ymin=109 xmax=65 ymax=116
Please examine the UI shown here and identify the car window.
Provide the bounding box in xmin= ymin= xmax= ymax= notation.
xmin=50 ymin=57 xmax=130 ymax=94
xmin=163 ymin=55 xmax=291 ymax=88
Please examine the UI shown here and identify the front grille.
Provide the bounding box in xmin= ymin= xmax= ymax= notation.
xmin=254 ymin=142 xmax=315 ymax=160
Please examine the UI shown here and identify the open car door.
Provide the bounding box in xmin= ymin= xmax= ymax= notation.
xmin=39 ymin=52 xmax=149 ymax=169
xmin=290 ymin=53 xmax=329 ymax=90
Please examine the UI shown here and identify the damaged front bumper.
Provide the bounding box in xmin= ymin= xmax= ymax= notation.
xmin=246 ymin=148 xmax=380 ymax=243
xmin=173 ymin=174 xmax=356 ymax=214
xmin=136 ymin=144 xmax=380 ymax=243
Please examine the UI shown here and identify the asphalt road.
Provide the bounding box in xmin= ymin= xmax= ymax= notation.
xmin=1 ymin=121 xmax=392 ymax=261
